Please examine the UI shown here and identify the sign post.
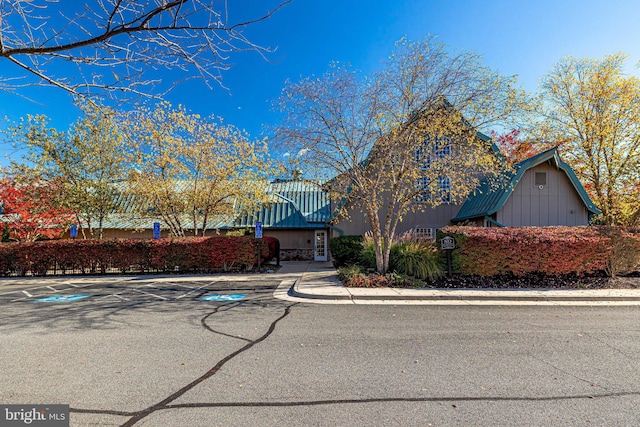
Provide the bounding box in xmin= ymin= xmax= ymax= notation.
xmin=440 ymin=235 xmax=456 ymax=278
xmin=255 ymin=222 xmax=263 ymax=271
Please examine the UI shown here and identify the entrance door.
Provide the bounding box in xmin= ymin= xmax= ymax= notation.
xmin=314 ymin=230 xmax=328 ymax=261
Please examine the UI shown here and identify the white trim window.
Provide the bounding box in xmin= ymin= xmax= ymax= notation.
xmin=415 ymin=136 xmax=452 ymax=170
xmin=437 ymin=176 xmax=452 ymax=204
xmin=416 ymin=177 xmax=431 ymax=203
xmin=416 ymin=176 xmax=451 ymax=204
xmin=414 ymin=227 xmax=435 ymax=241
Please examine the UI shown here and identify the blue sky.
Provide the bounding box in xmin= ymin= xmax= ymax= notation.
xmin=2 ymin=0 xmax=640 ymax=166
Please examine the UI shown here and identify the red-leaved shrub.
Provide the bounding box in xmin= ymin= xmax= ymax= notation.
xmin=440 ymin=226 xmax=640 ymax=277
xmin=0 ymin=236 xmax=278 ymax=276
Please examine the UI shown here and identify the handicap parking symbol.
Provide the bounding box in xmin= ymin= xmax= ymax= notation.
xmin=34 ymin=294 xmax=92 ymax=303
xmin=201 ymin=294 xmax=247 ymax=302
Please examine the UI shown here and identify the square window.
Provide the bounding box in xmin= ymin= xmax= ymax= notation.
xmin=535 ymin=172 xmax=547 ymax=187
xmin=415 ymin=227 xmax=434 ymax=240
xmin=416 ymin=177 xmax=430 ymax=202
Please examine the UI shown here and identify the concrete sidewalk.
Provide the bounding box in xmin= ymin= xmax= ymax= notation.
xmin=280 ymin=261 xmax=640 ymax=305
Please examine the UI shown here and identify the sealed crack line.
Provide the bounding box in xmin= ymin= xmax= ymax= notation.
xmin=160 ymin=390 xmax=640 ymax=409
xmin=118 ymin=303 xmax=296 ymax=427
xmin=200 ymin=302 xmax=252 ymax=342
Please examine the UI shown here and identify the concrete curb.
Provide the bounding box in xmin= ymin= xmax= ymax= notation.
xmin=290 ymin=279 xmax=640 ymax=303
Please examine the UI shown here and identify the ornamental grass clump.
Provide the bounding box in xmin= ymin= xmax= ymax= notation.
xmin=390 ymin=240 xmax=444 ymax=281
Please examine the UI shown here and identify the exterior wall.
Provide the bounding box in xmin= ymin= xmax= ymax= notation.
xmin=334 ymin=199 xmax=462 ymax=237
xmin=497 ymin=163 xmax=589 ymax=226
xmin=263 ymin=229 xmax=316 ymax=261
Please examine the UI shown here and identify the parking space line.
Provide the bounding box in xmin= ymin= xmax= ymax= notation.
xmin=96 ymin=293 xmax=130 ymax=301
xmin=175 ymin=283 xmax=211 ymax=300
xmin=21 ymin=290 xmax=33 ymax=297
xmin=133 ymin=289 xmax=169 ymax=300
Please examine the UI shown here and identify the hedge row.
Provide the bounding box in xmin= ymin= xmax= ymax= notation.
xmin=440 ymin=226 xmax=640 ymax=277
xmin=0 ymin=236 xmax=279 ymax=277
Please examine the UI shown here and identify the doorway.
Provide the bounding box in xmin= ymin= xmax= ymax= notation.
xmin=314 ymin=230 xmax=328 ymax=261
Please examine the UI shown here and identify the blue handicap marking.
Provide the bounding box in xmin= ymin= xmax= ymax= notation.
xmin=34 ymin=294 xmax=92 ymax=303
xmin=201 ymin=294 xmax=247 ymax=302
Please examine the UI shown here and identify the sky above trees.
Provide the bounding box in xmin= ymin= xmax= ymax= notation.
xmin=2 ymin=0 xmax=640 ymax=167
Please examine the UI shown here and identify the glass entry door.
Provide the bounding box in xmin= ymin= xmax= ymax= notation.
xmin=314 ymin=230 xmax=327 ymax=261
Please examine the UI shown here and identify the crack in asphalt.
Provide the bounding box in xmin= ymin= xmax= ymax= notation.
xmin=68 ymin=302 xmax=296 ymax=426
xmin=70 ymin=390 xmax=640 ymax=418
xmin=200 ymin=304 xmax=253 ymax=343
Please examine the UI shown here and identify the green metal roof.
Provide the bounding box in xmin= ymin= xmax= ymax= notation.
xmin=234 ymin=180 xmax=331 ymax=229
xmin=99 ymin=179 xmax=331 ymax=231
xmin=452 ymin=147 xmax=601 ymax=222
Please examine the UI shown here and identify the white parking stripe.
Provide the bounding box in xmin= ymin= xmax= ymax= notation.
xmin=175 ymin=283 xmax=210 ymax=299
xmin=22 ymin=290 xmax=32 ymax=297
xmin=133 ymin=289 xmax=169 ymax=300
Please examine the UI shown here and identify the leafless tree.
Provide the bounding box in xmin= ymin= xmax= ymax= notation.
xmin=0 ymin=0 xmax=290 ymax=100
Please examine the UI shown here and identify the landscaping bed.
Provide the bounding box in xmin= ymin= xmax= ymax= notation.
xmin=343 ymin=272 xmax=640 ymax=290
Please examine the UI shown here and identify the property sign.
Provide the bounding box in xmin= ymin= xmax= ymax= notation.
xmin=441 ymin=235 xmax=456 ymax=250
xmin=69 ymin=224 xmax=78 ymax=238
xmin=255 ymin=221 xmax=263 ymax=239
xmin=153 ymin=222 xmax=161 ymax=239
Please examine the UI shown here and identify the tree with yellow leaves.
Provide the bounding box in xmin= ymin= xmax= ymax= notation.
xmin=277 ymin=38 xmax=529 ymax=274
xmin=534 ymin=54 xmax=640 ymax=225
xmin=124 ymin=102 xmax=275 ymax=237
xmin=4 ymin=101 xmax=129 ymax=239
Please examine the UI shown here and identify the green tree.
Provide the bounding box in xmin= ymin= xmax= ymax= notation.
xmin=533 ymin=54 xmax=640 ymax=225
xmin=124 ymin=102 xmax=275 ymax=237
xmin=277 ymin=37 xmax=529 ymax=274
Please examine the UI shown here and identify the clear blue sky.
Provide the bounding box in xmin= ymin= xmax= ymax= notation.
xmin=2 ymin=0 xmax=640 ymax=166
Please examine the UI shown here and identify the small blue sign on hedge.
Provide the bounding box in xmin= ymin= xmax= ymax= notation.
xmin=153 ymin=222 xmax=161 ymax=239
xmin=201 ymin=294 xmax=247 ymax=302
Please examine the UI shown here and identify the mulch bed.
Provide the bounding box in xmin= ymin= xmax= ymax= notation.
xmin=401 ymin=272 xmax=640 ymax=290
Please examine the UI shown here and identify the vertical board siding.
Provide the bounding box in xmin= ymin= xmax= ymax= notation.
xmin=498 ymin=164 xmax=588 ymax=226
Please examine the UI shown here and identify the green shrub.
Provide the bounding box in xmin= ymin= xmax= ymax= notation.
xmin=360 ymin=234 xmax=378 ymax=269
xmin=390 ymin=241 xmax=444 ymax=281
xmin=329 ymin=235 xmax=364 ymax=267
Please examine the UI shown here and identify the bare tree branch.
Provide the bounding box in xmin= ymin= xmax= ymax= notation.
xmin=0 ymin=0 xmax=291 ymax=99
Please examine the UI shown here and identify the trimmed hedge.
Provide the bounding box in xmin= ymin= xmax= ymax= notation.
xmin=0 ymin=236 xmax=278 ymax=277
xmin=329 ymin=235 xmax=364 ymax=267
xmin=440 ymin=226 xmax=640 ymax=277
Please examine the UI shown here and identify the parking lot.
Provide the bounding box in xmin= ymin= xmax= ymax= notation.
xmin=0 ymin=276 xmax=281 ymax=305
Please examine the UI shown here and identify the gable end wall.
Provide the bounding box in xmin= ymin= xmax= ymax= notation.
xmin=497 ymin=163 xmax=588 ymax=226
